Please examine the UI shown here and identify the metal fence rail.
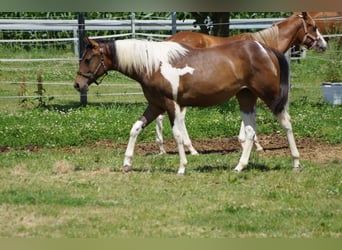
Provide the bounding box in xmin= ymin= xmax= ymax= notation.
xmin=0 ymin=18 xmax=285 ymax=32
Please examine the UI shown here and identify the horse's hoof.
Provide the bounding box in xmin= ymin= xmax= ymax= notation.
xmin=255 ymin=147 xmax=264 ymax=152
xmin=122 ymin=165 xmax=133 ymax=173
xmin=233 ymin=164 xmax=245 ymax=172
xmin=177 ymin=168 xmax=186 ymax=176
xmin=293 ymin=165 xmax=302 ymax=172
xmin=233 ymin=168 xmax=242 ymax=173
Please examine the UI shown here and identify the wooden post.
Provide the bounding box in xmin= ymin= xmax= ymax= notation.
xmin=78 ymin=12 xmax=87 ymax=105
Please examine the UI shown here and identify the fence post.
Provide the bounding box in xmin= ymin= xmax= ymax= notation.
xmin=78 ymin=12 xmax=87 ymax=105
xmin=130 ymin=12 xmax=135 ymax=38
xmin=171 ymin=12 xmax=177 ymax=34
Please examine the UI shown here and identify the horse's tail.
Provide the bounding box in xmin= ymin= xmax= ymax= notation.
xmin=270 ymin=48 xmax=290 ymax=114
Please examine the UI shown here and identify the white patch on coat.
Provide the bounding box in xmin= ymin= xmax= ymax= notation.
xmin=160 ymin=63 xmax=194 ymax=101
xmin=254 ymin=41 xmax=277 ymax=76
xmin=316 ymin=30 xmax=327 ymax=48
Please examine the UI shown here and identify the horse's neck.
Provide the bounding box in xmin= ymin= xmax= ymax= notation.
xmin=274 ymin=17 xmax=303 ymax=53
xmin=250 ymin=26 xmax=279 ymax=51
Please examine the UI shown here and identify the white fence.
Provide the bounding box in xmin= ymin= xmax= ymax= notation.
xmin=0 ymin=15 xmax=340 ymax=102
xmin=0 ymin=17 xmax=285 ymax=56
xmin=0 ymin=17 xmax=284 ymax=32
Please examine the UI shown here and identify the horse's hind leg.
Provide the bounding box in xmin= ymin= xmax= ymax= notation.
xmin=123 ymin=104 xmax=164 ymax=173
xmin=275 ymin=109 xmax=301 ymax=171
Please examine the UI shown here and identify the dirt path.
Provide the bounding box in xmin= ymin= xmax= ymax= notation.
xmin=1 ymin=133 xmax=341 ymax=165
xmin=130 ymin=133 xmax=342 ymax=165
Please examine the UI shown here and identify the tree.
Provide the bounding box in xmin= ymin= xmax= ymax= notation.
xmin=189 ymin=12 xmax=230 ymax=36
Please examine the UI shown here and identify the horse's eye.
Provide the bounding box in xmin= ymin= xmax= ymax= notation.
xmin=84 ymin=58 xmax=90 ymax=65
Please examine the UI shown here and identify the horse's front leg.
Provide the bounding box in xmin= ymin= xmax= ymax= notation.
xmin=168 ymin=103 xmax=188 ymax=175
xmin=156 ymin=110 xmax=199 ymax=156
xmin=156 ymin=114 xmax=167 ymax=155
xmin=236 ymin=90 xmax=263 ymax=152
xmin=123 ymin=104 xmax=163 ymax=173
xmin=179 ymin=107 xmax=199 ymax=155
xmin=238 ymin=120 xmax=264 ymax=152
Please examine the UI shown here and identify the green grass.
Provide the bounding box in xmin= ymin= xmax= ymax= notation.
xmin=0 ymin=147 xmax=341 ymax=237
xmin=0 ymin=97 xmax=340 ymax=148
xmin=0 ymin=46 xmax=341 ymax=238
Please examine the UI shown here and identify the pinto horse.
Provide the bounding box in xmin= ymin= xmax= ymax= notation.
xmin=74 ymin=38 xmax=301 ymax=174
xmin=153 ymin=12 xmax=327 ymax=155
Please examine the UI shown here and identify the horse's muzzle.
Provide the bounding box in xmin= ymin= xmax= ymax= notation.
xmin=74 ymin=82 xmax=88 ymax=92
xmin=315 ymin=44 xmax=327 ymax=52
xmin=74 ymin=82 xmax=80 ymax=91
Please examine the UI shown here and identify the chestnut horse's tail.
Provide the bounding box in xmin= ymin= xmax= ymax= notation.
xmin=270 ymin=48 xmax=290 ymax=114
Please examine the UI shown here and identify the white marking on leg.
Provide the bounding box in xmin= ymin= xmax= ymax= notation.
xmin=160 ymin=63 xmax=194 ymax=101
xmin=172 ymin=104 xmax=188 ymax=175
xmin=276 ymin=109 xmax=301 ymax=170
xmin=238 ymin=120 xmax=246 ymax=150
xmin=239 ymin=120 xmax=263 ymax=152
xmin=179 ymin=107 xmax=199 ymax=155
xmin=123 ymin=120 xmax=144 ymax=172
xmin=156 ymin=114 xmax=166 ymax=154
xmin=234 ymin=111 xmax=256 ymax=172
xmin=253 ymin=135 xmax=264 ymax=152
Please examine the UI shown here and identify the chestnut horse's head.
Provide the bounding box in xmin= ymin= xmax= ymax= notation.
xmin=296 ymin=12 xmax=327 ymax=52
xmin=74 ymin=38 xmax=110 ymax=93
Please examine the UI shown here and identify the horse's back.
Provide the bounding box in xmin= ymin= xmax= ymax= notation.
xmin=167 ymin=31 xmax=234 ymax=48
xmin=308 ymin=12 xmax=342 ymax=34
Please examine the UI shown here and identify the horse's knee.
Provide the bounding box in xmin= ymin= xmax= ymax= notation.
xmin=244 ymin=125 xmax=256 ymax=140
xmin=172 ymin=128 xmax=183 ymax=144
xmin=130 ymin=120 xmax=144 ymax=137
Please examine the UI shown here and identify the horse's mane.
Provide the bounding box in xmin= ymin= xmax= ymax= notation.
xmin=250 ymin=25 xmax=279 ymax=49
xmin=114 ymin=39 xmax=189 ymax=77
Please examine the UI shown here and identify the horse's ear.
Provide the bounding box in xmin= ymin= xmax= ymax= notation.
xmin=83 ymin=37 xmax=98 ymax=49
xmin=88 ymin=38 xmax=98 ymax=49
xmin=83 ymin=36 xmax=91 ymax=45
xmin=302 ymin=12 xmax=308 ymax=19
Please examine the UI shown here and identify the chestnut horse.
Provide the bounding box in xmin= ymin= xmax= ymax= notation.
xmin=74 ymin=38 xmax=301 ymax=174
xmin=308 ymin=12 xmax=342 ymax=35
xmin=154 ymin=12 xmax=327 ymax=155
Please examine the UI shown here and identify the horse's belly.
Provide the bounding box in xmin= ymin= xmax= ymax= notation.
xmin=179 ymin=86 xmax=238 ymax=107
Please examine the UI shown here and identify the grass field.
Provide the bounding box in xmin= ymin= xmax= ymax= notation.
xmin=0 ymin=45 xmax=341 ymax=238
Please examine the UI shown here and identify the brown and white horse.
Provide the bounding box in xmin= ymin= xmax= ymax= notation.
xmin=154 ymin=12 xmax=327 ymax=155
xmin=74 ymin=38 xmax=301 ymax=174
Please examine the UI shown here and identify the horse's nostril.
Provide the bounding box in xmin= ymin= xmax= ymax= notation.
xmin=74 ymin=83 xmax=80 ymax=89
